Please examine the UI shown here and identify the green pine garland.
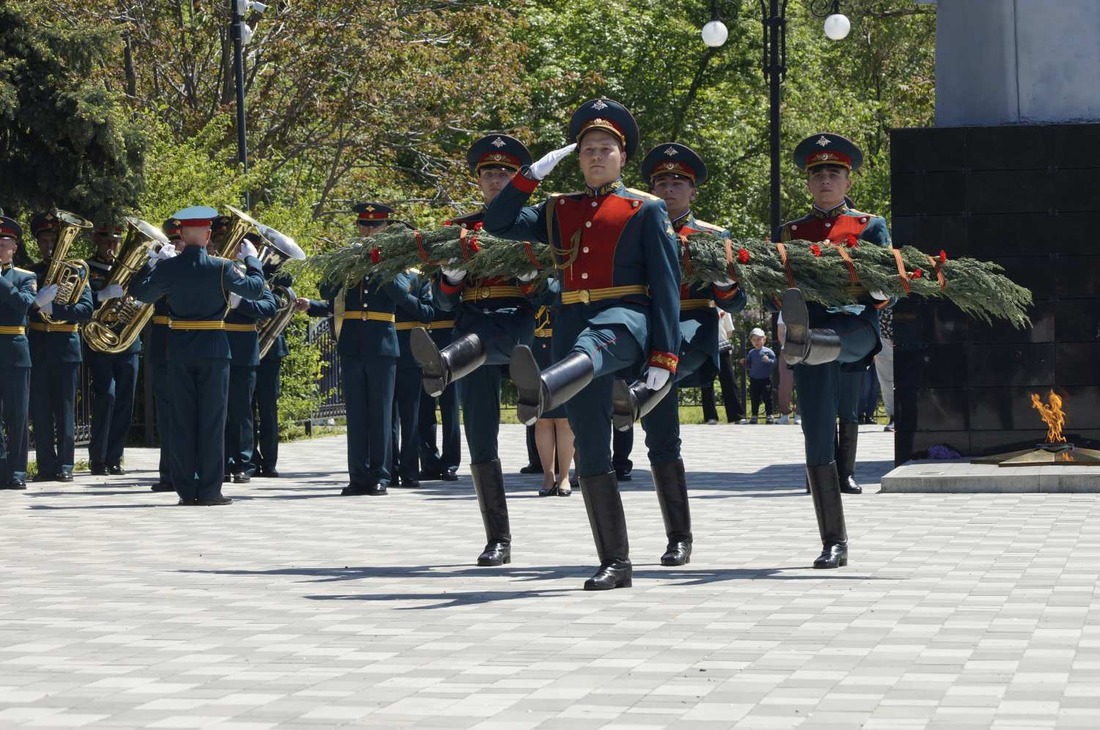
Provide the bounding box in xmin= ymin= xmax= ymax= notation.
xmin=682 ymin=232 xmax=1032 ymax=328
xmin=299 ymin=224 xmax=1031 ymax=328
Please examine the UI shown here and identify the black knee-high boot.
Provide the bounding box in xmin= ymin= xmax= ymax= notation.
xmin=806 ymin=461 xmax=848 ymax=569
xmin=579 ymin=471 xmax=632 ymax=590
xmin=411 ymin=329 xmax=486 ymax=397
xmin=836 ymin=423 xmax=862 ymax=494
xmin=470 ymin=459 xmax=510 ymax=566
xmin=651 ymin=459 xmax=692 ymax=566
xmin=509 ymin=346 xmax=594 ymax=426
xmin=611 ymin=377 xmax=674 ymax=431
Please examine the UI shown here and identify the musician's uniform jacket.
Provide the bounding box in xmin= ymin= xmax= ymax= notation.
xmin=253 ymin=266 xmax=293 ymax=473
xmin=224 ymin=284 xmax=278 ymax=476
xmin=84 ymin=255 xmax=141 ymax=471
xmin=0 ymin=263 xmax=37 ymax=485
xmin=775 ymin=202 xmax=892 ymax=465
xmin=642 ymin=213 xmax=746 ymax=465
xmin=307 ymin=271 xmax=424 ymax=487
xmin=129 ymin=246 xmax=266 ymax=500
xmin=27 ymin=262 xmax=93 ymax=477
xmin=392 ymin=272 xmax=435 ymax=483
xmin=433 ymin=209 xmax=542 ymax=466
xmin=484 ymin=174 xmax=681 ymax=478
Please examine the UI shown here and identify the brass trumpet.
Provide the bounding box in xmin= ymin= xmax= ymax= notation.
xmin=83 ymin=218 xmax=170 ymax=354
xmin=40 ymin=210 xmax=92 ymax=325
xmin=222 ymin=206 xmax=306 ymax=359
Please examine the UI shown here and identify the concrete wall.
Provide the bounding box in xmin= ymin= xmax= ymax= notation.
xmin=936 ymin=0 xmax=1100 ymax=125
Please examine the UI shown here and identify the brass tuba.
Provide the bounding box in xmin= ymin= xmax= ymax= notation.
xmin=40 ymin=210 xmax=92 ymax=325
xmin=83 ymin=218 xmax=170 ymax=354
xmin=220 ymin=207 xmax=307 ymax=360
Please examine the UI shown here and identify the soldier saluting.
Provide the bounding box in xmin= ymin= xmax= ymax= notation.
xmin=485 ymin=98 xmax=682 ymax=591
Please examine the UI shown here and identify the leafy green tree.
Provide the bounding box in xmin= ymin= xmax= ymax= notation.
xmin=0 ymin=2 xmax=145 ymax=220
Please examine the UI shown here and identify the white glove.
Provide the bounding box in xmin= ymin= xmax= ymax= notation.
xmin=529 ymin=143 xmax=577 ymax=180
xmin=229 ymin=293 xmax=242 ymax=309
xmin=146 ymin=251 xmax=158 ymax=269
xmin=38 ymin=301 xmax=54 ymax=317
xmin=644 ymin=367 xmax=671 ymax=390
xmin=34 ymin=284 xmax=59 ymax=308
xmin=238 ymin=240 xmax=258 ymax=260
xmin=441 ymin=259 xmax=467 ymax=285
xmin=516 ymin=269 xmax=539 ymax=282
xmin=870 ymin=290 xmax=889 ymax=301
xmin=713 ymin=279 xmax=735 ymax=289
xmin=156 ymin=245 xmax=178 ymax=260
xmin=98 ymin=283 xmax=125 ymax=302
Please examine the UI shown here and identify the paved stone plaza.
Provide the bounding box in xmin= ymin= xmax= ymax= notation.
xmin=2 ymin=423 xmax=1098 ymax=729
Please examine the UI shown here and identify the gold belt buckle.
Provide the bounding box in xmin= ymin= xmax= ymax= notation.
xmin=477 ymin=287 xmax=491 ymax=300
xmin=578 ymin=289 xmax=590 ymax=304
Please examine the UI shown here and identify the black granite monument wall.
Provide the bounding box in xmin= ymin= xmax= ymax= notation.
xmin=890 ymin=124 xmax=1100 ymax=465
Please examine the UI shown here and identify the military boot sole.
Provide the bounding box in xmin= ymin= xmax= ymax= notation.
xmin=782 ymin=288 xmax=811 ymax=365
xmin=509 ymin=346 xmax=543 ymax=426
xmin=411 ymin=327 xmax=447 ymax=397
xmin=611 ymin=379 xmax=637 ymax=432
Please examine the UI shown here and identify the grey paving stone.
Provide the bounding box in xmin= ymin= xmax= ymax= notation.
xmin=0 ymin=423 xmax=1096 ymax=728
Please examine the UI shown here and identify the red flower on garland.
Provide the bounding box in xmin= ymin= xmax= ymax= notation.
xmin=468 ymin=236 xmax=481 ymax=254
xmin=737 ymin=247 xmax=750 ymax=264
xmin=845 ymin=233 xmax=859 ymax=248
xmin=471 ymin=221 xmax=484 ymax=232
xmin=810 ymin=243 xmax=822 ymax=257
xmin=370 ymin=247 xmax=381 ymax=264
xmin=911 ymin=268 xmax=924 ymax=279
xmin=938 ymin=249 xmax=947 ymax=263
xmin=443 ymin=219 xmax=452 ymax=226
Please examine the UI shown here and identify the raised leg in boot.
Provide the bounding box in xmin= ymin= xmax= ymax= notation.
xmin=579 ymin=471 xmax=632 ymax=590
xmin=651 ymin=458 xmax=692 ymax=566
xmin=806 ymin=461 xmax=848 ymax=569
xmin=510 ymin=346 xmax=594 ymax=426
xmin=781 ymin=289 xmax=842 ymax=366
xmin=612 ymin=377 xmax=673 ymax=431
xmin=469 ymin=459 xmax=511 ymax=566
xmin=411 ymin=329 xmax=486 ymax=397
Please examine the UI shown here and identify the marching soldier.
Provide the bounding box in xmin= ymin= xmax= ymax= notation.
xmin=777 ymin=133 xmax=892 ymax=568
xmin=27 ymin=212 xmax=93 ymax=483
xmin=224 ymin=232 xmax=278 ymax=483
xmin=294 ymin=202 xmax=427 ymax=496
xmin=147 ymin=218 xmax=185 ymax=492
xmin=409 ymin=134 xmax=540 ymax=568
xmin=130 ymin=206 xmax=266 ymax=505
xmin=0 ymin=216 xmax=37 ymax=490
xmin=85 ymin=222 xmax=139 ymax=475
xmin=485 ymin=99 xmax=682 ymax=590
xmin=611 ymin=143 xmax=747 ymax=566
xmin=392 ymin=266 xmax=435 ymax=488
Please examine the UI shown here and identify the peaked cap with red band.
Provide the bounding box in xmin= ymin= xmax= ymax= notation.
xmin=641 ymin=142 xmax=708 ymax=186
xmin=162 ymin=218 xmax=183 ymax=240
xmin=353 ymin=202 xmax=394 ymax=222
xmin=568 ymin=98 xmax=640 ymax=158
xmin=94 ymin=222 xmax=125 ymax=238
xmin=29 ymin=211 xmax=61 ymax=236
xmin=466 ymin=134 xmax=532 ymax=176
xmin=0 ymin=215 xmax=22 ymax=241
xmin=171 ymin=206 xmax=219 ymax=229
xmin=793 ymin=133 xmax=864 ymax=173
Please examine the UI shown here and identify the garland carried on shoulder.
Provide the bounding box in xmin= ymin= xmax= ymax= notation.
xmin=301 ymin=224 xmax=1031 ymax=329
xmin=680 ymin=232 xmax=1031 ymax=328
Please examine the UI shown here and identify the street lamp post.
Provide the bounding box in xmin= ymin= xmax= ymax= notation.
xmin=230 ymin=0 xmax=267 ymax=209
xmin=702 ymin=0 xmax=850 ymax=235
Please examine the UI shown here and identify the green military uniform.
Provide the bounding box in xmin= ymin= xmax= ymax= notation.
xmin=0 ymin=216 xmax=37 ymax=489
xmin=27 ymin=212 xmax=93 ymax=482
xmin=776 ymin=133 xmax=892 ymax=569
xmin=129 ymin=206 xmax=266 ymax=505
